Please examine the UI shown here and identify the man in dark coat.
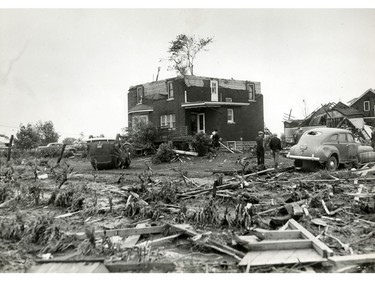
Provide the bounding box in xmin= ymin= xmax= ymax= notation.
xmin=255 ymin=131 xmax=265 ymax=166
xmin=269 ymin=133 xmax=282 ymax=168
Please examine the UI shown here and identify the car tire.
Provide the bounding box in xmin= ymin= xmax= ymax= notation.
xmin=325 ymin=156 xmax=338 ymax=171
xmin=294 ymin=159 xmax=303 ymax=168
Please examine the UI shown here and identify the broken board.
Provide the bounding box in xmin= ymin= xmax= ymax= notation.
xmin=239 ymin=219 xmax=333 ymax=267
xmin=123 ymin=223 xmax=147 ymax=248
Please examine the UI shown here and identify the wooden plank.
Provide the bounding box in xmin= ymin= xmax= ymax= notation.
xmin=287 ymin=219 xmax=334 ymax=257
xmin=73 ymin=225 xmax=166 ymax=240
xmin=261 ymin=230 xmax=302 ymax=240
xmin=136 ymin=233 xmax=181 ymax=248
xmin=328 ymin=253 xmax=375 ymax=266
xmin=105 ymin=262 xmax=176 ymax=273
xmin=247 ymin=239 xmax=312 ymax=251
xmin=123 ymin=223 xmax=146 ymax=248
xmin=239 ymin=248 xmax=325 ymax=267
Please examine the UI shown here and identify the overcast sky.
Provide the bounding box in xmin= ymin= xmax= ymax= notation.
xmin=1 ymin=8 xmax=375 ymax=140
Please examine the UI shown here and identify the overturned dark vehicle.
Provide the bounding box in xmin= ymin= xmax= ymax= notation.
xmin=287 ymin=128 xmax=373 ymax=171
xmin=87 ymin=137 xmax=132 ymax=170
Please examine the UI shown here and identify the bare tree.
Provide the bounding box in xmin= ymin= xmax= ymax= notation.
xmin=168 ymin=34 xmax=213 ymax=76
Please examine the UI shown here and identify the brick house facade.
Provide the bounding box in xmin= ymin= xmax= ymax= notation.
xmin=128 ymin=75 xmax=264 ymax=149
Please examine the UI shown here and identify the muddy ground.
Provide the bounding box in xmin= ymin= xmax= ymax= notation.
xmin=1 ymin=151 xmax=375 ymax=273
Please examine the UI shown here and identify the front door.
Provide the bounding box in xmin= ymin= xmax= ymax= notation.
xmin=197 ymin=113 xmax=205 ymax=133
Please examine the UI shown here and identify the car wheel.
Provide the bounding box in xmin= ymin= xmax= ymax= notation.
xmin=325 ymin=156 xmax=338 ymax=171
xmin=294 ymin=159 xmax=303 ymax=168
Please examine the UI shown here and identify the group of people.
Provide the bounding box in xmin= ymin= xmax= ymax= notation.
xmin=255 ymin=130 xmax=282 ymax=169
xmin=211 ymin=128 xmax=282 ymax=169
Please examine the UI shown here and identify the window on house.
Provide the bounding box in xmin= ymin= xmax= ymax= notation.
xmin=210 ymin=80 xmax=218 ymax=95
xmin=132 ymin=115 xmax=148 ymax=127
xmin=137 ymin=87 xmax=143 ymax=104
xmin=364 ymin=101 xmax=370 ymax=111
xmin=167 ymin=81 xmax=174 ymax=99
xmin=227 ymin=109 xmax=234 ymax=123
xmin=160 ymin=114 xmax=176 ymax=129
xmin=247 ymin=84 xmax=255 ymax=101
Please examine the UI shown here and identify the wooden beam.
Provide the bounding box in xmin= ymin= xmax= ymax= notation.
xmin=72 ymin=225 xmax=166 ymax=240
xmin=136 ymin=233 xmax=181 ymax=248
xmin=246 ymin=239 xmax=312 ymax=251
xmin=105 ymin=262 xmax=176 ymax=273
xmin=244 ymin=168 xmax=275 ymax=179
xmin=219 ymin=141 xmax=235 ymax=153
xmin=172 ymin=149 xmax=198 ymax=157
xmin=287 ymin=219 xmax=334 ymax=258
xmin=260 ymin=230 xmax=302 ymax=240
xmin=328 ymin=253 xmax=375 ymax=266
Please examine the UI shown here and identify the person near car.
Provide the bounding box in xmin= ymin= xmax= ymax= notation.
xmin=211 ymin=129 xmax=220 ymax=150
xmin=269 ymin=133 xmax=282 ymax=168
xmin=255 ymin=131 xmax=265 ymax=166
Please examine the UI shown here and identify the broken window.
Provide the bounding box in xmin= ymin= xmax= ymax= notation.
xmin=247 ymin=83 xmax=255 ymax=101
xmin=210 ymin=80 xmax=218 ymax=95
xmin=137 ymin=87 xmax=144 ymax=104
xmin=227 ymin=108 xmax=234 ymax=123
xmin=167 ymin=81 xmax=174 ymax=99
xmin=364 ymin=101 xmax=370 ymax=111
xmin=132 ymin=114 xmax=148 ymax=127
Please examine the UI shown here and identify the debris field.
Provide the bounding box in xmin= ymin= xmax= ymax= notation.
xmin=1 ymin=151 xmax=375 ymax=273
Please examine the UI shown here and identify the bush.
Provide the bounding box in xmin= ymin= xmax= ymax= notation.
xmin=152 ymin=141 xmax=175 ymax=164
xmin=191 ymin=132 xmax=211 ymax=156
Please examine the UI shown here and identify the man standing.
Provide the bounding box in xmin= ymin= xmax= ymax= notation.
xmin=255 ymin=131 xmax=265 ymax=166
xmin=269 ymin=133 xmax=282 ymax=168
xmin=211 ymin=129 xmax=220 ymax=150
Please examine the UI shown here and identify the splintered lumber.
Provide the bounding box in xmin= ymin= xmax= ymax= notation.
xmin=136 ymin=233 xmax=181 ymax=248
xmin=328 ymin=253 xmax=375 ymax=266
xmin=287 ymin=219 xmax=334 ymax=258
xmin=244 ymin=168 xmax=275 ymax=179
xmin=122 ymin=223 xmax=147 ymax=248
xmin=105 ymin=262 xmax=176 ymax=273
xmin=167 ymin=223 xmax=245 ymax=260
xmin=177 ymin=182 xmax=239 ymax=198
xmin=172 ymin=149 xmax=198 ymax=157
xmin=254 ymin=199 xmax=307 ymax=216
xmin=72 ymin=225 xmax=166 ymax=240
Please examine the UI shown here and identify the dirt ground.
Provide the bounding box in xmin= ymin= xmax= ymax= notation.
xmin=1 ymin=150 xmax=375 ymax=273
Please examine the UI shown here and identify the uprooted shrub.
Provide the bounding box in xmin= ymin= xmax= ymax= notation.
xmin=52 ymin=185 xmax=85 ymax=211
xmin=152 ymin=141 xmax=175 ymax=164
xmin=191 ymin=131 xmax=211 ymax=156
xmin=144 ymin=181 xmax=178 ymax=204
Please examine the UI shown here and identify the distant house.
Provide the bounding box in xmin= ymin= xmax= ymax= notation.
xmin=127 ymin=75 xmax=264 ymax=150
xmin=348 ymin=88 xmax=375 ymax=126
xmin=284 ymin=101 xmax=367 ymax=144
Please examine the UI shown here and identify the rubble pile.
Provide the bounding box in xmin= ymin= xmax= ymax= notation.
xmin=1 ymin=153 xmax=375 ymax=273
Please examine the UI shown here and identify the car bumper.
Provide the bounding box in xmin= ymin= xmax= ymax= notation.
xmin=287 ymin=153 xmax=320 ymax=161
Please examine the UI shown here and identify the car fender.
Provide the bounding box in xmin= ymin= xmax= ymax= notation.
xmin=317 ymin=145 xmax=340 ymax=163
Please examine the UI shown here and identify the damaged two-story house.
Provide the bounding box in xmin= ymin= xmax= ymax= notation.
xmin=348 ymin=88 xmax=375 ymax=127
xmin=127 ymin=75 xmax=264 ymax=150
